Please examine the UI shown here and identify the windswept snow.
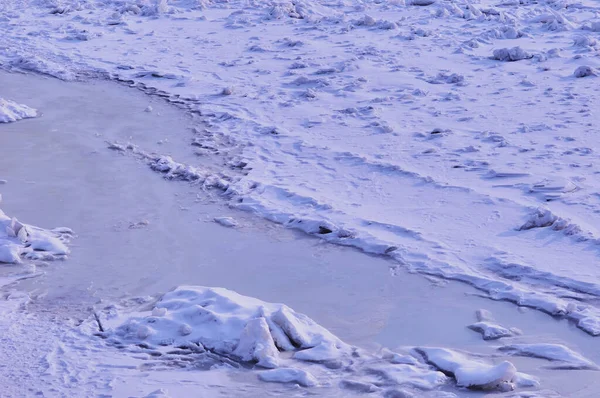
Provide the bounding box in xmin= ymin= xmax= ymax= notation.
xmin=0 ymin=98 xmax=37 ymax=123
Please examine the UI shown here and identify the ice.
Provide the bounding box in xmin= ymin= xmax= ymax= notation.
xmin=499 ymin=344 xmax=598 ymax=370
xmin=416 ymin=347 xmax=517 ymax=391
xmin=467 ymin=309 xmax=520 ymax=340
xmin=214 ymin=217 xmax=238 ymax=228
xmin=0 ymin=98 xmax=37 ymax=123
xmin=258 ymin=368 xmax=318 ymax=387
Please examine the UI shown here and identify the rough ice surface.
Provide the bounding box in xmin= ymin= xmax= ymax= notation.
xmin=499 ymin=344 xmax=598 ymax=370
xmin=416 ymin=347 xmax=517 ymax=391
xmin=0 ymin=98 xmax=37 ymax=123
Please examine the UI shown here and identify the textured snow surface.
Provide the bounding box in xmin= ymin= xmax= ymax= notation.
xmin=0 ymin=98 xmax=37 ymax=123
xmin=93 ymin=285 xmax=550 ymax=393
xmin=0 ymin=0 xmax=596 ymax=335
xmin=103 ymin=285 xmax=349 ymax=368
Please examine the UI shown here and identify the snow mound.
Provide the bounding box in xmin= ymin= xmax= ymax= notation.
xmin=499 ymin=344 xmax=598 ymax=370
xmin=517 ymin=207 xmax=585 ymax=237
xmin=492 ymin=47 xmax=532 ymax=62
xmin=0 ymin=98 xmax=38 ymax=123
xmin=467 ymin=309 xmax=520 ymax=340
xmin=415 ymin=347 xmax=517 ymax=391
xmin=573 ymin=65 xmax=596 ymax=78
xmin=104 ymin=286 xmax=350 ymax=368
xmin=0 ymin=200 xmax=72 ymax=263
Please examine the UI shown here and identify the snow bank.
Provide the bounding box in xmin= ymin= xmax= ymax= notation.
xmin=0 ymin=98 xmax=37 ymax=123
xmin=0 ymin=199 xmax=72 ymax=263
xmin=416 ymin=347 xmax=517 ymax=391
xmin=103 ymin=286 xmax=350 ymax=368
xmin=499 ymin=344 xmax=598 ymax=370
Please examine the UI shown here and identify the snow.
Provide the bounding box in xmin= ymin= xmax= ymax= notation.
xmin=100 ymin=285 xmax=350 ymax=368
xmin=467 ymin=309 xmax=521 ymax=340
xmin=499 ymin=343 xmax=599 ymax=370
xmin=258 ymin=368 xmax=318 ymax=387
xmin=416 ymin=347 xmax=518 ymax=391
xmin=2 ymin=0 xmax=600 ymax=394
xmin=0 ymin=198 xmax=72 ymax=264
xmin=1 ymin=0 xmax=596 ymax=338
xmin=0 ymin=98 xmax=37 ymax=123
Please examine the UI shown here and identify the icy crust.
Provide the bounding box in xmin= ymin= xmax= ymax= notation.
xmin=0 ymin=204 xmax=72 ymax=264
xmin=96 ymin=286 xmax=543 ymax=393
xmin=0 ymin=98 xmax=37 ymax=123
xmin=105 ymin=286 xmax=349 ymax=369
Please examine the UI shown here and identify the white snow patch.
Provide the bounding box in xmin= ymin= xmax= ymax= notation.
xmin=0 ymin=199 xmax=72 ymax=264
xmin=258 ymin=368 xmax=318 ymax=387
xmin=499 ymin=344 xmax=598 ymax=370
xmin=102 ymin=285 xmax=349 ymax=367
xmin=0 ymin=98 xmax=37 ymax=123
xmin=416 ymin=347 xmax=517 ymax=391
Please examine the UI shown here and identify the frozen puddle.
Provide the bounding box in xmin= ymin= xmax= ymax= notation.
xmin=0 ymin=71 xmax=599 ymax=396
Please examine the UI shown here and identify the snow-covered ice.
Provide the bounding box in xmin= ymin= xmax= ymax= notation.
xmin=467 ymin=309 xmax=521 ymax=340
xmin=415 ymin=347 xmax=518 ymax=391
xmin=0 ymin=0 xmax=592 ymax=336
xmin=2 ymin=0 xmax=600 ymax=395
xmin=100 ymin=285 xmax=350 ymax=368
xmin=499 ymin=343 xmax=598 ymax=370
xmin=0 ymin=98 xmax=37 ymax=123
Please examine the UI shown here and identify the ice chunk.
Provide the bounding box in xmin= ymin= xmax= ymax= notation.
xmin=258 ymin=368 xmax=318 ymax=387
xmin=467 ymin=310 xmax=520 ymax=340
xmin=233 ymin=317 xmax=279 ymax=368
xmin=105 ymin=286 xmax=349 ymax=366
xmin=499 ymin=344 xmax=598 ymax=370
xmin=416 ymin=347 xmax=516 ymax=391
xmin=0 ymin=98 xmax=38 ymax=123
